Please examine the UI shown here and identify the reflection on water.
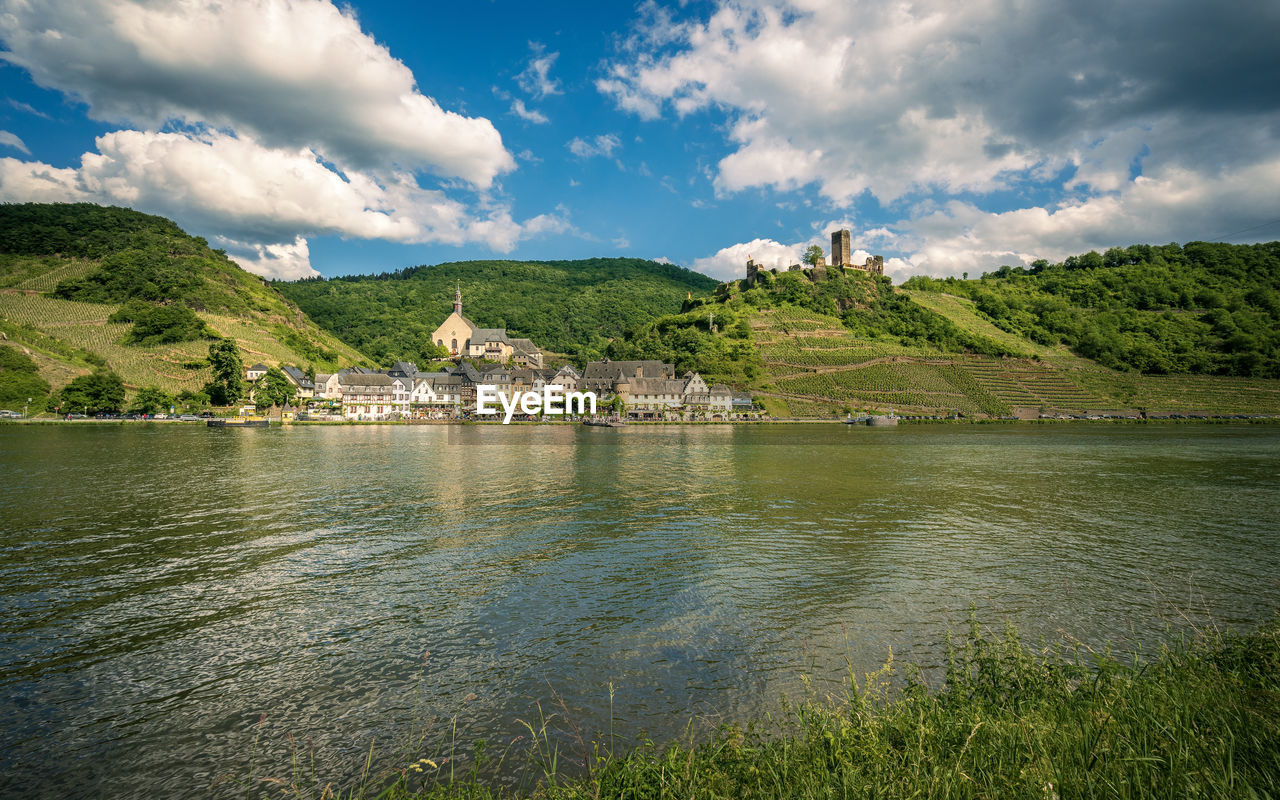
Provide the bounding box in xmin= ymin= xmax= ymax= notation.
xmin=2 ymin=423 xmax=1279 ymax=798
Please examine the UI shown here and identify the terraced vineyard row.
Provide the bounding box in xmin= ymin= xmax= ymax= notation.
xmin=1073 ymin=372 xmax=1280 ymax=414
xmin=752 ymin=306 xmax=847 ymax=332
xmin=960 ymin=358 xmax=1114 ymax=411
xmin=760 ymin=341 xmax=915 ymax=368
xmin=773 ymin=362 xmax=1010 ymax=416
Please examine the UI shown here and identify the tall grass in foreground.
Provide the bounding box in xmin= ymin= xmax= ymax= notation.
xmin=270 ymin=618 xmax=1280 ymax=800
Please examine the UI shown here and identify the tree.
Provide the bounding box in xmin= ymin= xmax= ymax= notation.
xmin=130 ymin=386 xmax=174 ymax=414
xmin=0 ymin=345 xmax=51 ymax=414
xmin=109 ymin=301 xmax=213 ymax=345
xmin=204 ymin=338 xmax=244 ymax=406
xmin=176 ymin=389 xmax=210 ymax=412
xmin=418 ymin=341 xmax=450 ymax=363
xmin=253 ymin=367 xmax=295 ymax=409
xmin=803 ymin=245 xmax=825 ymax=267
xmin=58 ymin=369 xmax=125 ymax=414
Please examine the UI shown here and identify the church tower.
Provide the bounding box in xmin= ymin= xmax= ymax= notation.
xmin=453 ymin=284 xmax=462 ymax=315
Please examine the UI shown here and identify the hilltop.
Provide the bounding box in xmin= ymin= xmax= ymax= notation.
xmin=0 ymin=203 xmax=367 ymax=408
xmin=607 ymin=244 xmax=1280 ymax=418
xmin=274 ymin=257 xmax=720 ymax=363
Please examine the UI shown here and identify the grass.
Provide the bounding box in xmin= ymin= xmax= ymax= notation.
xmin=253 ymin=616 xmax=1280 ymax=800
xmin=0 ymin=290 xmax=368 ymax=396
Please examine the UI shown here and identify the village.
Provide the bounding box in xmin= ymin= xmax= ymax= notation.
xmin=246 ymin=287 xmax=756 ymax=422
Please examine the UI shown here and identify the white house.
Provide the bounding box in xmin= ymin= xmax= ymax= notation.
xmin=339 ymin=374 xmax=408 ymax=419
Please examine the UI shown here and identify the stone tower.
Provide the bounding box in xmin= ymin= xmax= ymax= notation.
xmin=831 ymin=229 xmax=851 ymax=267
xmin=746 ymin=257 xmax=759 ymax=284
xmin=453 ymin=284 xmax=462 ymax=315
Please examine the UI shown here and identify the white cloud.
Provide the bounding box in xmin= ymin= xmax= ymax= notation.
xmin=510 ymin=99 xmax=549 ymax=125
xmin=0 ymin=130 xmax=568 ymax=278
xmin=0 ymin=0 xmax=514 ymax=187
xmin=0 ymin=131 xmax=30 ymax=155
xmin=883 ymin=158 xmax=1280 ymax=279
xmin=516 ymin=43 xmax=561 ymax=99
xmin=652 ymin=256 xmax=672 ymax=264
xmin=217 ymin=235 xmax=318 ymax=280
xmin=605 ymin=0 xmax=1280 ymax=279
xmin=692 ymin=237 xmax=804 ymax=280
xmin=567 ymin=134 xmax=621 ymax=159
xmin=8 ymin=100 xmax=50 ymax=119
xmin=613 ymin=235 xmax=630 ymax=249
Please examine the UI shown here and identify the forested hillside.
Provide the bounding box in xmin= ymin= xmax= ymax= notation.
xmin=903 ymin=242 xmax=1280 ymax=377
xmin=610 ymin=246 xmax=1280 ymax=418
xmin=0 ymin=203 xmax=366 ymax=404
xmin=275 ymin=258 xmax=719 ymax=363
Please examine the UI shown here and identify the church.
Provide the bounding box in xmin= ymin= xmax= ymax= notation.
xmin=431 ymin=287 xmax=543 ymax=368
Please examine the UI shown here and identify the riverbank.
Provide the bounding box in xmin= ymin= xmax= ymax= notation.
xmin=6 ymin=414 xmax=1280 ymax=427
xmin=267 ymin=619 xmax=1280 ymax=800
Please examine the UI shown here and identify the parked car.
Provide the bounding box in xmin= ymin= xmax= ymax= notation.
xmin=0 ymin=410 xmax=19 ymax=418
xmin=178 ymin=414 xmax=202 ymax=421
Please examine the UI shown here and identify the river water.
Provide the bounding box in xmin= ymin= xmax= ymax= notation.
xmin=2 ymin=423 xmax=1278 ymax=798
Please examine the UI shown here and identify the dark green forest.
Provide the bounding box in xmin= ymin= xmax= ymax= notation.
xmin=275 ymin=258 xmax=719 ymax=363
xmin=903 ymin=241 xmax=1280 ymax=377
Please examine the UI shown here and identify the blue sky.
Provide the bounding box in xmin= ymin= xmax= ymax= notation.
xmin=2 ymin=0 xmax=1279 ymax=282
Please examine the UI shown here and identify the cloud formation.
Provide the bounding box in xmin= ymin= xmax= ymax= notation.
xmin=517 ymin=43 xmax=562 ymax=99
xmin=567 ymin=134 xmax=621 ymax=159
xmin=510 ymin=99 xmax=549 ymax=125
xmin=0 ymin=0 xmax=584 ymax=278
xmin=0 ymin=131 xmax=30 ymax=155
xmin=693 ymin=237 xmax=802 ymax=280
xmin=604 ymin=0 xmax=1280 ymax=276
xmin=0 ymin=0 xmax=515 ymax=187
xmin=0 ymin=130 xmax=566 ymax=279
xmin=885 ymin=157 xmax=1280 ymax=279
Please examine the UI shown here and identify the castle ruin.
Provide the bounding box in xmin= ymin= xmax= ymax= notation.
xmin=745 ymin=229 xmax=883 ymax=285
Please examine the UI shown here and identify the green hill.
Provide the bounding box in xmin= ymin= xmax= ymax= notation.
xmin=608 ymin=249 xmax=1280 ymax=418
xmin=902 ymin=242 xmax=1280 ymax=377
xmin=274 ymin=257 xmax=720 ymax=363
xmin=0 ymin=203 xmax=368 ymax=404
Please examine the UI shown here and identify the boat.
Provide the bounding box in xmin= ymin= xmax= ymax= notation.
xmin=207 ymin=416 xmax=269 ymax=428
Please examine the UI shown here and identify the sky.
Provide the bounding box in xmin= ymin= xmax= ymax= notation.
xmin=1 ymin=0 xmax=1279 ymax=284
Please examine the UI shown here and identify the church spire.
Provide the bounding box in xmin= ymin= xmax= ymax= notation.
xmin=453 ymin=283 xmax=462 ymax=315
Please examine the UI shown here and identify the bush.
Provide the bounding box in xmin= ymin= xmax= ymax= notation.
xmin=109 ymin=300 xmax=213 ymax=346
xmin=0 ymin=345 xmax=50 ymax=413
xmin=57 ymin=368 xmax=125 ymax=414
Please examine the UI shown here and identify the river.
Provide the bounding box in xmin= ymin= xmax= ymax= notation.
xmin=2 ymin=423 xmax=1278 ymax=798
